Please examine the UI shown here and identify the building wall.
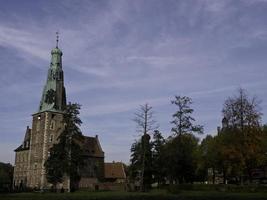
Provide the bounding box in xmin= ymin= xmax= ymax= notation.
xmin=27 ymin=111 xmax=66 ymax=189
xmin=13 ymin=150 xmax=29 ymax=187
xmin=14 ymin=111 xmax=105 ymax=191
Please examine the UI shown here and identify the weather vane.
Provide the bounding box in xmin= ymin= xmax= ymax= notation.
xmin=56 ymin=31 xmax=59 ymax=48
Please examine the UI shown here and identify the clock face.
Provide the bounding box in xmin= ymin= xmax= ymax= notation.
xmin=45 ymin=89 xmax=55 ymax=104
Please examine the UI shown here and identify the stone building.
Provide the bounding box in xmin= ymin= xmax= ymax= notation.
xmin=13 ymin=41 xmax=104 ymax=190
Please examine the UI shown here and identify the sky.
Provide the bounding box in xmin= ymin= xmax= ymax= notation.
xmin=0 ymin=0 xmax=267 ymax=164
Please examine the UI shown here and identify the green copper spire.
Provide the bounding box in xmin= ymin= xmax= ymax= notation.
xmin=38 ymin=35 xmax=66 ymax=113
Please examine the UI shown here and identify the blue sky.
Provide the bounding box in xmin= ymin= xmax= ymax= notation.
xmin=0 ymin=0 xmax=267 ymax=164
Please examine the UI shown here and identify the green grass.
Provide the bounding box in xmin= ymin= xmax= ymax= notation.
xmin=1 ymin=189 xmax=267 ymax=200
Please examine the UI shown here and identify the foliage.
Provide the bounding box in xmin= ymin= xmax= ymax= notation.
xmin=171 ymin=96 xmax=203 ymax=136
xmin=129 ymin=139 xmax=142 ymax=181
xmin=128 ymin=91 xmax=267 ymax=186
xmin=141 ymin=134 xmax=153 ymax=191
xmin=151 ymin=130 xmax=166 ymax=186
xmin=196 ymin=135 xmax=217 ymax=183
xmin=45 ymin=143 xmax=66 ymax=188
xmin=0 ymin=162 xmax=13 ymax=193
xmin=220 ymin=89 xmax=264 ymax=183
xmin=222 ymin=88 xmax=262 ymax=130
xmin=45 ymin=102 xmax=84 ymax=191
xmin=163 ymin=133 xmax=199 ymax=184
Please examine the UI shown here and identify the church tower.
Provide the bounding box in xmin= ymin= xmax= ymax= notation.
xmin=13 ymin=35 xmax=69 ymax=190
xmin=13 ymin=36 xmax=105 ymax=191
xmin=27 ymin=37 xmax=68 ymax=190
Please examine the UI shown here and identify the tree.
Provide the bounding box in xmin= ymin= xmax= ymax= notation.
xmin=197 ymin=135 xmax=217 ymax=183
xmin=132 ymin=103 xmax=157 ymax=191
xmin=133 ymin=103 xmax=157 ymax=136
xmin=222 ymin=88 xmax=262 ymax=130
xmin=220 ymin=88 xmax=264 ymax=183
xmin=45 ymin=143 xmax=66 ymax=190
xmin=151 ymin=130 xmax=165 ymax=186
xmin=45 ymin=103 xmax=84 ymax=191
xmin=0 ymin=162 xmax=13 ymax=192
xmin=129 ymin=139 xmax=142 ymax=182
xmin=163 ymin=133 xmax=199 ymax=184
xmin=171 ymin=96 xmax=203 ymax=136
xmin=164 ymin=96 xmax=202 ymax=184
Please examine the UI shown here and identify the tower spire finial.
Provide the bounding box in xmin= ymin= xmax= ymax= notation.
xmin=56 ymin=31 xmax=59 ymax=48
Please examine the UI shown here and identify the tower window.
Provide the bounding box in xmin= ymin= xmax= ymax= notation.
xmin=50 ymin=120 xmax=55 ymax=130
xmin=35 ymin=134 xmax=39 ymax=144
xmin=49 ymin=134 xmax=53 ymax=143
xmin=36 ymin=121 xmax=40 ymax=131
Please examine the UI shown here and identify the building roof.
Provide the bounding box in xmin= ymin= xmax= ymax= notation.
xmin=38 ymin=45 xmax=66 ymax=113
xmin=14 ymin=126 xmax=31 ymax=152
xmin=81 ymin=135 xmax=104 ymax=158
xmin=104 ymin=162 xmax=126 ymax=179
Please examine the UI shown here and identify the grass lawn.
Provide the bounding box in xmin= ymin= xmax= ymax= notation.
xmin=1 ymin=189 xmax=267 ymax=200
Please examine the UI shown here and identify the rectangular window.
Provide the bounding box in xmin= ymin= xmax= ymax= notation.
xmin=49 ymin=134 xmax=53 ymax=143
xmin=50 ymin=121 xmax=55 ymax=130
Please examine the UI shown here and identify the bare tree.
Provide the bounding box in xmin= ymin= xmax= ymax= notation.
xmin=133 ymin=103 xmax=157 ymax=192
xmin=134 ymin=103 xmax=158 ymax=136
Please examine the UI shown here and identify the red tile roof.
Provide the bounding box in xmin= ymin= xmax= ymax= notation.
xmin=104 ymin=162 xmax=126 ymax=179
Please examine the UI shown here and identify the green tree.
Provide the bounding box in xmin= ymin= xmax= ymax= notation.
xmin=45 ymin=103 xmax=84 ymax=191
xmin=197 ymin=135 xmax=216 ymax=183
xmin=163 ymin=133 xmax=199 ymax=184
xmin=45 ymin=143 xmax=66 ymax=190
xmin=171 ymin=96 xmax=203 ymax=136
xmin=0 ymin=162 xmax=13 ymax=192
xmin=129 ymin=139 xmax=142 ymax=182
xmin=164 ymin=96 xmax=202 ymax=184
xmin=151 ymin=130 xmax=165 ymax=186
